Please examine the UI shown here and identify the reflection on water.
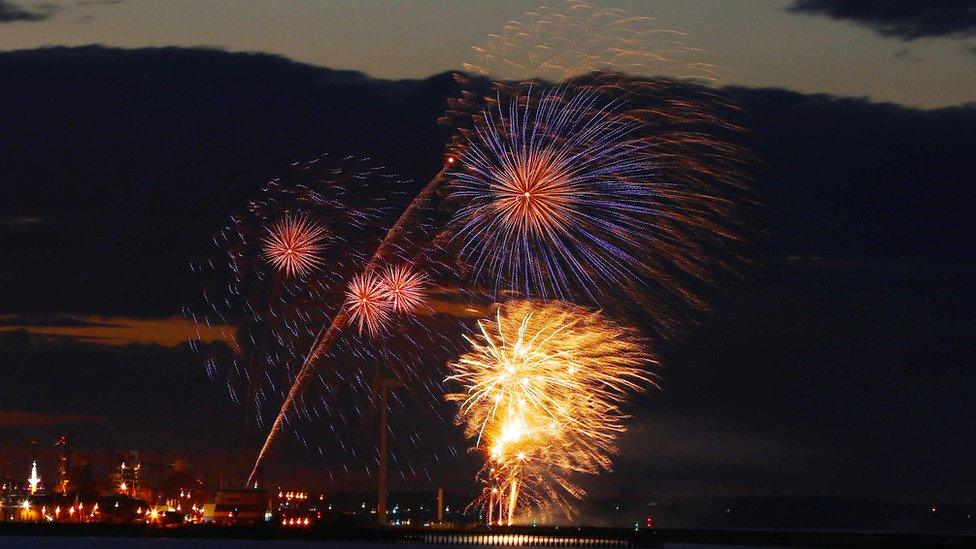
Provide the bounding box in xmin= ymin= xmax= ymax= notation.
xmin=0 ymin=538 xmax=814 ymax=549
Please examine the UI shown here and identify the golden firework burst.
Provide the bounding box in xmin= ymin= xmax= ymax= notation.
xmin=447 ymin=300 xmax=655 ymax=524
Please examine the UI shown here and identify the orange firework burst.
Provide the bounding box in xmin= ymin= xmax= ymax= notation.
xmin=446 ymin=301 xmax=655 ymax=523
xmin=381 ymin=264 xmax=428 ymax=314
xmin=343 ymin=271 xmax=392 ymax=338
xmin=260 ymin=213 xmax=327 ymax=278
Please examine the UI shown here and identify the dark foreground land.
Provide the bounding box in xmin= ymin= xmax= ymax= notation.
xmin=1 ymin=524 xmax=974 ymax=548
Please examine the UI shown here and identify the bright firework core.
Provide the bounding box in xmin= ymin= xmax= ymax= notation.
xmin=493 ymin=148 xmax=573 ymax=239
xmin=447 ymin=300 xmax=655 ymax=524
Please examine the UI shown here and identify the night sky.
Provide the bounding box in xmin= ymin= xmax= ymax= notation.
xmin=1 ymin=0 xmax=974 ymax=521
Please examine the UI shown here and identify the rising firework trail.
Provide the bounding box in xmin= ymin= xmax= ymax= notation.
xmin=446 ymin=300 xmax=654 ymax=523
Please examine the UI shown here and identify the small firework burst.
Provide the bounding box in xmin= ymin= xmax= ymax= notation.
xmin=261 ymin=213 xmax=328 ymax=278
xmin=344 ymin=271 xmax=393 ymax=338
xmin=381 ymin=264 xmax=428 ymax=314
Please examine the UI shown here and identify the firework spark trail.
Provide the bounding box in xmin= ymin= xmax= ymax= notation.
xmin=246 ymin=164 xmax=450 ymax=486
xmin=446 ymin=300 xmax=654 ymax=522
xmin=248 ymin=1 xmax=753 ymax=485
xmin=235 ymin=212 xmax=326 ymax=452
xmin=183 ymin=155 xmax=443 ymax=483
xmin=461 ymin=0 xmax=720 ymax=84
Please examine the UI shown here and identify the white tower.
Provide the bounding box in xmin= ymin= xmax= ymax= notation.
xmin=27 ymin=460 xmax=41 ymax=495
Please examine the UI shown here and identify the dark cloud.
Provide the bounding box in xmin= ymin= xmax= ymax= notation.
xmin=0 ymin=335 xmax=240 ymax=449
xmin=0 ymin=0 xmax=55 ymax=22
xmin=0 ymin=46 xmax=455 ymax=316
xmin=719 ymin=86 xmax=975 ymax=261
xmin=607 ymin=413 xmax=843 ymax=498
xmin=789 ymin=0 xmax=976 ymax=40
